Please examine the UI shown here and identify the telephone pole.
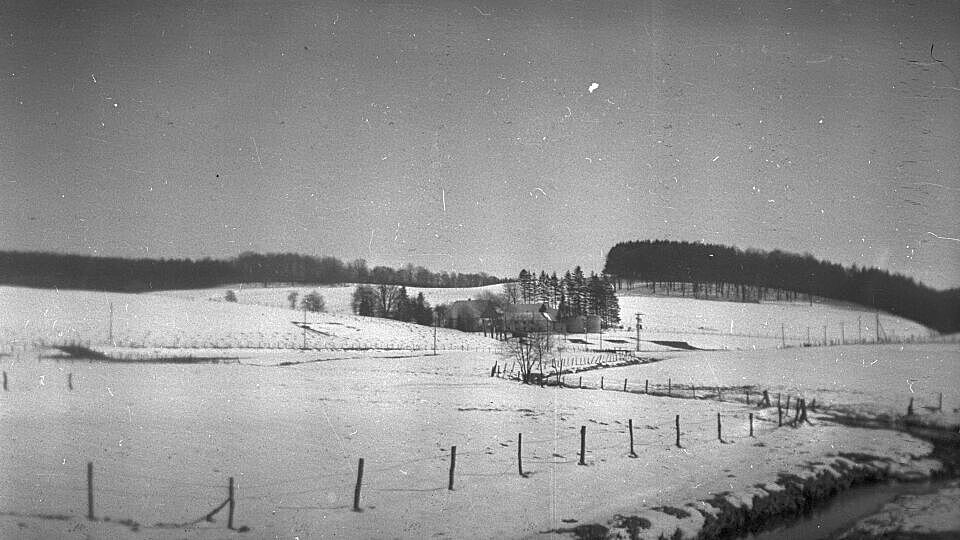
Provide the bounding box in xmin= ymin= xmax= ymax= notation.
xmin=635 ymin=313 xmax=641 ymax=352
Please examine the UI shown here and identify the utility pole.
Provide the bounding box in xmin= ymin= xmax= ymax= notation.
xmin=876 ymin=311 xmax=881 ymax=344
xmin=635 ymin=313 xmax=641 ymax=352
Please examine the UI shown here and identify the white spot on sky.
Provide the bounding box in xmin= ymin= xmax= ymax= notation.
xmin=587 ymin=82 xmax=599 ymax=93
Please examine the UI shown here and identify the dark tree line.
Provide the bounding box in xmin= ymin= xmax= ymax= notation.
xmin=517 ymin=267 xmax=620 ymax=328
xmin=603 ymin=240 xmax=960 ymax=334
xmin=0 ymin=251 xmax=503 ymax=292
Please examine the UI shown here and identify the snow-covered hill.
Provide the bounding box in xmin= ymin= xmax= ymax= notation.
xmin=0 ymin=286 xmax=499 ymax=352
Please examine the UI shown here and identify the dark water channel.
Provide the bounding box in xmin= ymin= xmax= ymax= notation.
xmin=742 ymin=479 xmax=947 ymax=540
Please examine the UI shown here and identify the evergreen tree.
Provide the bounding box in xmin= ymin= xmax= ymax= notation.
xmin=537 ymin=270 xmax=550 ymax=304
xmin=412 ymin=293 xmax=433 ymax=326
xmin=572 ymin=266 xmax=586 ymax=316
xmin=549 ymin=272 xmax=560 ymax=307
xmin=518 ymin=269 xmax=534 ymax=303
xmin=351 ymin=285 xmax=377 ymax=316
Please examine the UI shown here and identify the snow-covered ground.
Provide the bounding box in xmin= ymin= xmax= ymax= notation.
xmin=0 ymin=286 xmax=499 ymax=351
xmin=0 ymin=286 xmax=954 ymax=538
xmin=615 ymin=295 xmax=934 ymax=348
xmin=577 ymin=344 xmax=960 ymax=429
xmin=158 ymin=284 xmax=505 ymax=314
xmin=0 ymin=349 xmax=939 ymax=539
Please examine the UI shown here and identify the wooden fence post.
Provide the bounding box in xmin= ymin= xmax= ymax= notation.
xmin=623 ymin=378 xmax=628 ymax=392
xmin=762 ymin=390 xmax=771 ymax=407
xmin=785 ymin=396 xmax=791 ymax=414
xmin=645 ymin=380 xmax=649 ymax=394
xmin=518 ymin=434 xmax=524 ymax=476
xmin=668 ymin=378 xmax=671 ymax=397
xmin=68 ymin=373 xmax=73 ymax=391
xmin=579 ymin=376 xmax=582 ymax=389
xmin=746 ymin=389 xmax=751 ymax=405
xmin=629 ymin=419 xmax=637 ymax=458
xmin=2 ymin=371 xmax=6 ymax=391
xmin=353 ymin=458 xmax=365 ymax=511
xmin=675 ymin=415 xmax=681 ymax=447
xmin=600 ymin=377 xmax=604 ymax=390
xmin=749 ymin=413 xmax=754 ymax=437
xmin=579 ymin=426 xmax=586 ymax=466
xmin=717 ymin=413 xmax=722 ymax=442
xmin=692 ymin=384 xmax=696 ymax=399
xmin=228 ymin=476 xmax=235 ymax=529
xmin=87 ymin=462 xmax=94 ymax=520
xmin=778 ymin=405 xmax=783 ymax=427
xmin=907 ymin=397 xmax=914 ymax=416
xmin=448 ymin=446 xmax=457 ymax=490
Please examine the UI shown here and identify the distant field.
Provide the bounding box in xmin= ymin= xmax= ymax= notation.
xmin=158 ymin=283 xmax=506 ymax=314
xmin=611 ymin=295 xmax=933 ymax=350
xmin=0 ymin=286 xmax=500 ymax=351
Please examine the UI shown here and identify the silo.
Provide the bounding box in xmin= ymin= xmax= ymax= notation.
xmin=565 ymin=315 xmax=585 ymax=334
xmin=585 ymin=315 xmax=602 ymax=333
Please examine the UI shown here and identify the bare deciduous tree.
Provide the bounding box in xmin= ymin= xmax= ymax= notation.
xmin=502 ymin=282 xmax=520 ymax=304
xmin=502 ymin=332 xmax=554 ymax=384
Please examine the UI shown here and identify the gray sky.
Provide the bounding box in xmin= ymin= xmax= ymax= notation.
xmin=3 ymin=0 xmax=958 ymax=288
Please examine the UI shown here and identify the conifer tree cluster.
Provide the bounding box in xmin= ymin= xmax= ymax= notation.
xmin=516 ymin=267 xmax=620 ymax=328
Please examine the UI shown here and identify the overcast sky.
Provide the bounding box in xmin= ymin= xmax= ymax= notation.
xmin=2 ymin=0 xmax=958 ymax=288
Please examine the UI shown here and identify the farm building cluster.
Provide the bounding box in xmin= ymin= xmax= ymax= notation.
xmin=444 ymin=300 xmax=604 ymax=337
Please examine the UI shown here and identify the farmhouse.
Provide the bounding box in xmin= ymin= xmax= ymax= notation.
xmin=503 ymin=303 xmax=563 ymax=334
xmin=447 ymin=299 xmax=495 ymax=332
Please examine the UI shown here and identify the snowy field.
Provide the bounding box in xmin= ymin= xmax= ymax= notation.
xmin=0 ymin=349 xmax=938 ymax=539
xmin=158 ymin=284 xmax=504 ymax=315
xmin=577 ymin=344 xmax=960 ymax=429
xmin=615 ymin=295 xmax=934 ymax=348
xmin=159 ymin=284 xmax=935 ymax=352
xmin=0 ymin=286 xmax=500 ymax=352
xmin=0 ymin=286 xmax=953 ymax=538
